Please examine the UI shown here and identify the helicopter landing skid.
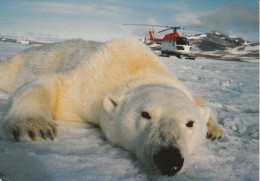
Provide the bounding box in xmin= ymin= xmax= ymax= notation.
xmin=159 ymin=53 xmax=170 ymax=57
xmin=183 ymin=54 xmax=196 ymax=60
xmin=159 ymin=53 xmax=195 ymax=60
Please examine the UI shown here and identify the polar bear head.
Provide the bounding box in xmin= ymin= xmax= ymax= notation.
xmin=100 ymin=84 xmax=210 ymax=176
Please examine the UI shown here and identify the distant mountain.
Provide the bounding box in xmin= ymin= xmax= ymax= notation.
xmin=0 ymin=37 xmax=45 ymax=45
xmin=187 ymin=31 xmax=250 ymax=51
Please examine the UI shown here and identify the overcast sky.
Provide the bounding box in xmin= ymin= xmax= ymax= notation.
xmin=0 ymin=0 xmax=259 ymax=42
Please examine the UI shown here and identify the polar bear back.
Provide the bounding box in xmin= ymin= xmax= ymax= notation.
xmin=59 ymin=38 xmax=195 ymax=124
xmin=0 ymin=39 xmax=103 ymax=93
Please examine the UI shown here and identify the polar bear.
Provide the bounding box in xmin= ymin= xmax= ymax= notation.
xmin=0 ymin=38 xmax=224 ymax=176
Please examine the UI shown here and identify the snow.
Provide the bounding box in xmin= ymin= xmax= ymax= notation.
xmin=187 ymin=34 xmax=207 ymax=40
xmin=238 ymin=57 xmax=259 ymax=63
xmin=16 ymin=39 xmax=30 ymax=44
xmin=148 ymin=42 xmax=161 ymax=48
xmin=229 ymin=44 xmax=259 ymax=55
xmin=244 ymin=41 xmax=251 ymax=45
xmin=229 ymin=35 xmax=238 ymax=39
xmin=193 ymin=43 xmax=259 ymax=63
xmin=1 ymin=34 xmax=64 ymax=44
xmin=0 ymin=43 xmax=259 ymax=181
xmin=0 ymin=42 xmax=40 ymax=58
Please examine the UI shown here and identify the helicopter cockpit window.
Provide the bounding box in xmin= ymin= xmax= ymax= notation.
xmin=176 ymin=37 xmax=187 ymax=45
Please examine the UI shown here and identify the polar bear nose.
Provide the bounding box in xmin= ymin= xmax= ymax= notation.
xmin=153 ymin=147 xmax=184 ymax=176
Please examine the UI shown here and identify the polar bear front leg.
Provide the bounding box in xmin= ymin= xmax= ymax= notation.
xmin=193 ymin=95 xmax=224 ymax=141
xmin=0 ymin=76 xmax=61 ymax=141
xmin=206 ymin=111 xmax=224 ymax=141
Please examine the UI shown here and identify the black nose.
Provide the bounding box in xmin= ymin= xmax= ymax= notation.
xmin=153 ymin=147 xmax=184 ymax=176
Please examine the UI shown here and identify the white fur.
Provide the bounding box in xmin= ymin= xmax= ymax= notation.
xmin=100 ymin=84 xmax=209 ymax=174
xmin=0 ymin=38 xmax=224 ymax=175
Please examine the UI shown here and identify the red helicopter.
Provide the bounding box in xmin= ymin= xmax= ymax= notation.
xmin=124 ymin=24 xmax=185 ymax=43
xmin=149 ymin=25 xmax=182 ymax=43
xmin=124 ymin=24 xmax=194 ymax=59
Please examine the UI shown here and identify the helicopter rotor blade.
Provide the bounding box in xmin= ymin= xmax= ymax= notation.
xmin=158 ymin=26 xmax=183 ymax=33
xmin=182 ymin=27 xmax=206 ymax=33
xmin=158 ymin=28 xmax=172 ymax=33
xmin=123 ymin=24 xmax=169 ymax=28
xmin=123 ymin=24 xmax=206 ymax=34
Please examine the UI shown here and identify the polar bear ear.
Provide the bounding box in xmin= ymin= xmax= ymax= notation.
xmin=199 ymin=106 xmax=211 ymax=123
xmin=103 ymin=94 xmax=124 ymax=113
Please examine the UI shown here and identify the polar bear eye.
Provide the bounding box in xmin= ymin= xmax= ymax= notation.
xmin=141 ymin=111 xmax=151 ymax=120
xmin=186 ymin=120 xmax=194 ymax=128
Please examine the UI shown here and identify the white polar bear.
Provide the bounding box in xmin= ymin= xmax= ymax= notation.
xmin=0 ymin=38 xmax=224 ymax=176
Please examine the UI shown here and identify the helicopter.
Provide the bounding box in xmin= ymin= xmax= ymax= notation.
xmin=124 ymin=24 xmax=195 ymax=59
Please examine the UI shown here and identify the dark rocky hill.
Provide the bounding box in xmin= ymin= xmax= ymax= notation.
xmin=188 ymin=32 xmax=249 ymax=51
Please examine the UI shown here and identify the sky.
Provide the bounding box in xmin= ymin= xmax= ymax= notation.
xmin=0 ymin=0 xmax=259 ymax=42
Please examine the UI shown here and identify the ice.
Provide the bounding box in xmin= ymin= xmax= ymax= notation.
xmin=0 ymin=43 xmax=258 ymax=181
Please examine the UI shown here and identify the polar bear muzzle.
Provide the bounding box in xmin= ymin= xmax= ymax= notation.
xmin=153 ymin=146 xmax=184 ymax=176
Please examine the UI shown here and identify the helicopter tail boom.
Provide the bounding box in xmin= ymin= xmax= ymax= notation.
xmin=149 ymin=31 xmax=154 ymax=41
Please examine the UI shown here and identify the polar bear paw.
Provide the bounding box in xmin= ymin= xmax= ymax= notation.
xmin=3 ymin=118 xmax=58 ymax=141
xmin=206 ymin=124 xmax=224 ymax=141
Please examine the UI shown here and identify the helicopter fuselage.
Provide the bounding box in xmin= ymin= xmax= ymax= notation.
xmin=161 ymin=37 xmax=192 ymax=57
